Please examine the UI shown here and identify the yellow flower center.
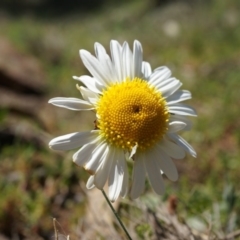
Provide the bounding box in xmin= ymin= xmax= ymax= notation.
xmin=96 ymin=78 xmax=169 ymax=151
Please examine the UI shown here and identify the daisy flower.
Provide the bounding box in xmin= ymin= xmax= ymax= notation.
xmin=49 ymin=40 xmax=197 ymax=202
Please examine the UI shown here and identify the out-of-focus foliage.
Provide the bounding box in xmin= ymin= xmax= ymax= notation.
xmin=0 ymin=0 xmax=240 ymax=239
xmin=0 ymin=0 xmax=209 ymax=16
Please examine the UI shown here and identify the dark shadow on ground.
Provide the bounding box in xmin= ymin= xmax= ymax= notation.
xmin=0 ymin=0 xmax=202 ymax=18
xmin=0 ymin=0 xmax=105 ymax=18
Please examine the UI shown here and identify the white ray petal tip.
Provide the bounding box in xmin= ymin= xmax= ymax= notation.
xmin=130 ymin=189 xmax=143 ymax=200
xmin=110 ymin=198 xmax=116 ymax=203
xmin=189 ymin=147 xmax=197 ymax=157
xmin=134 ymin=39 xmax=140 ymax=45
xmin=94 ymin=42 xmax=100 ymax=47
xmin=48 ymin=139 xmax=54 ymax=146
xmin=48 ymin=144 xmax=53 ymax=150
xmin=192 ymin=152 xmax=197 ymax=158
xmin=171 ymin=174 xmax=179 ymax=182
xmin=110 ymin=39 xmax=118 ymax=44
xmin=86 ymin=176 xmax=95 ymax=189
xmin=130 ymin=194 xmax=137 ymax=200
xmin=83 ymin=166 xmax=96 ymax=175
xmin=48 ymin=139 xmax=57 ymax=148
xmin=72 ymin=154 xmax=78 ymax=163
xmin=48 ymin=98 xmax=61 ymax=104
xmin=79 ymin=49 xmax=88 ymax=55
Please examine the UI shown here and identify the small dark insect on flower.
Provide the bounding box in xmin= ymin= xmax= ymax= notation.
xmin=94 ymin=120 xmax=99 ymax=130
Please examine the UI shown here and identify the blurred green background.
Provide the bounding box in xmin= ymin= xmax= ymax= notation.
xmin=0 ymin=0 xmax=240 ymax=239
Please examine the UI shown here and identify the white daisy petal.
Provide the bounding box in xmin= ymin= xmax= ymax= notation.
xmin=168 ymin=121 xmax=187 ymax=133
xmin=168 ymin=103 xmax=197 ymax=116
xmin=78 ymin=86 xmax=99 ymax=105
xmin=144 ymin=151 xmax=165 ymax=195
xmin=110 ymin=40 xmax=123 ymax=81
xmin=133 ymin=40 xmax=143 ymax=78
xmin=158 ymin=79 xmax=182 ymax=98
xmin=73 ymin=75 xmax=104 ymax=94
xmin=168 ymin=133 xmax=197 ymax=158
xmin=80 ymin=50 xmax=110 ymax=86
xmin=48 ymin=97 xmax=94 ymax=111
xmin=94 ymin=148 xmax=114 ymax=189
xmin=122 ymin=42 xmax=133 ymax=80
xmin=121 ymin=159 xmax=129 ymax=198
xmin=73 ymin=137 xmax=101 ymax=166
xmin=84 ymin=141 xmax=108 ymax=174
xmin=94 ymin=42 xmax=106 ymax=59
xmin=108 ymin=149 xmax=125 ymax=202
xmin=154 ymin=145 xmax=178 ymax=181
xmin=142 ymin=61 xmax=152 ymax=79
xmin=130 ymin=153 xmax=146 ymax=199
xmin=86 ymin=176 xmax=95 ymax=189
xmin=170 ymin=115 xmax=192 ymax=131
xmin=166 ymin=90 xmax=192 ymax=105
xmin=159 ymin=138 xmax=186 ymax=159
xmin=153 ymin=78 xmax=177 ymax=92
xmin=148 ymin=66 xmax=171 ymax=86
xmin=49 ymin=131 xmax=98 ymax=151
xmin=94 ymin=42 xmax=117 ymax=82
xmin=152 ymin=77 xmax=170 ymax=90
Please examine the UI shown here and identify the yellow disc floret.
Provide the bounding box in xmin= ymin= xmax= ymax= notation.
xmin=96 ymin=78 xmax=169 ymax=151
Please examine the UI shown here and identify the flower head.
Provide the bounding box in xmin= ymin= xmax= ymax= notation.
xmin=49 ymin=40 xmax=197 ymax=202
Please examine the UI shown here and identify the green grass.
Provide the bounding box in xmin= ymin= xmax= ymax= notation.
xmin=0 ymin=0 xmax=240 ymax=238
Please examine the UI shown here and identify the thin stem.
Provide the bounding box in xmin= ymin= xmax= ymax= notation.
xmin=53 ymin=218 xmax=58 ymax=240
xmin=101 ymin=190 xmax=132 ymax=240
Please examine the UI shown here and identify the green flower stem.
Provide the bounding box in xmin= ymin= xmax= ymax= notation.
xmin=101 ymin=190 xmax=132 ymax=240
